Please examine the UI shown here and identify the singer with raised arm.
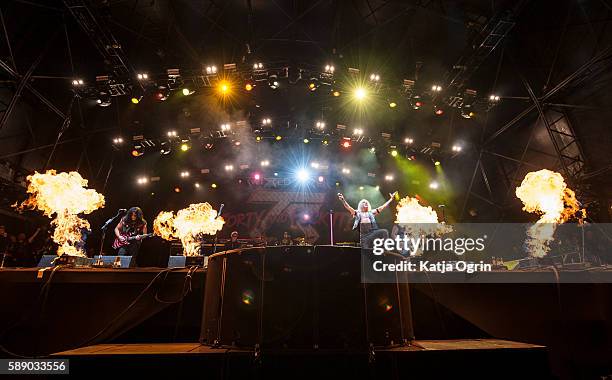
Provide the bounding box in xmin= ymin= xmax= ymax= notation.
xmin=337 ymin=192 xmax=397 ymax=249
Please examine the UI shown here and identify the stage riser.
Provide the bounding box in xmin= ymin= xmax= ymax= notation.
xmin=200 ymin=246 xmax=414 ymax=350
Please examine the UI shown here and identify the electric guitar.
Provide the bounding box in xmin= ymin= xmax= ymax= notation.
xmin=112 ymin=233 xmax=154 ymax=249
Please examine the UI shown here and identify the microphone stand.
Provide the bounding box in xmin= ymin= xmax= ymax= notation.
xmin=211 ymin=203 xmax=225 ymax=256
xmin=329 ymin=209 xmax=334 ymax=246
xmin=97 ymin=210 xmax=126 ymax=262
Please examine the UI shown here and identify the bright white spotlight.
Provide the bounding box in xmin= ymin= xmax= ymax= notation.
xmin=404 ymin=137 xmax=414 ymax=144
xmin=262 ymin=118 xmax=272 ymax=126
xmin=318 ymin=176 xmax=324 ymax=183
xmin=432 ymin=85 xmax=442 ymax=92
xmin=224 ymin=164 xmax=234 ymax=171
xmin=194 ymin=182 xmax=201 ymax=189
xmin=354 ymin=87 xmax=367 ymax=101
xmin=260 ymin=160 xmax=270 ymax=167
xmin=342 ymin=167 xmax=351 ymax=174
xmin=136 ymin=176 xmax=148 ymax=185
xmin=221 ymin=123 xmax=231 ymax=131
xmin=353 ymin=128 xmax=364 ymax=136
xmin=180 ymin=171 xmax=190 ymax=178
xmin=452 ymin=144 xmax=463 ymax=152
xmin=296 ymin=168 xmax=311 ymax=183
xmin=385 ymin=174 xmax=394 ymax=181
xmin=310 ymin=162 xmax=320 ymax=169
xmin=324 ymin=64 xmax=335 ymax=73
xmin=112 ymin=137 xmax=124 ymax=144
xmin=489 ymin=94 xmax=500 ymax=102
xmin=167 ymin=130 xmax=177 ymax=137
xmin=429 ymin=181 xmax=439 ymax=190
xmin=315 ymin=121 xmax=325 ymax=130
xmin=369 ymin=73 xmax=380 ymax=82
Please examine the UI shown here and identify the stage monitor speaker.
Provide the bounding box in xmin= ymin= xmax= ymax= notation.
xmin=37 ymin=255 xmax=57 ymax=267
xmin=93 ymin=256 xmax=132 ymax=268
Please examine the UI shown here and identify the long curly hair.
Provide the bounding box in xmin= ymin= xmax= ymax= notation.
xmin=122 ymin=207 xmax=146 ymax=230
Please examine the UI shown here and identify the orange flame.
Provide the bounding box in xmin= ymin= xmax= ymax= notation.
xmin=153 ymin=203 xmax=224 ymax=256
xmin=394 ymin=196 xmax=452 ymax=245
xmin=515 ymin=169 xmax=585 ymax=257
xmin=17 ymin=170 xmax=105 ymax=256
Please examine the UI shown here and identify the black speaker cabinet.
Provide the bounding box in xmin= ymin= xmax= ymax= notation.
xmin=200 ymin=246 xmax=413 ymax=351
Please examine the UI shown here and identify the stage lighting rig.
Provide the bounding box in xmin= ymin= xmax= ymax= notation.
xmin=308 ymin=77 xmax=320 ymax=91
xmin=136 ymin=73 xmax=148 ymax=81
xmin=253 ymin=62 xmax=264 ymax=70
xmin=431 ymin=85 xmax=442 ymax=92
xmin=315 ymin=121 xmax=325 ymax=130
xmin=404 ymin=137 xmax=414 ymax=144
xmin=452 ymin=144 xmax=463 ymax=152
xmin=205 ymin=65 xmax=218 ymax=75
xmin=71 ymin=79 xmax=84 ymax=86
xmin=166 ymin=68 xmax=183 ymax=90
xmin=268 ymin=74 xmax=280 ymax=89
xmin=220 ymin=123 xmax=231 ymax=132
xmin=96 ymin=94 xmax=112 ymax=107
xmin=262 ymin=118 xmax=272 ymax=126
xmin=112 ymin=137 xmax=124 ymax=145
xmin=369 ymin=73 xmax=380 ymax=82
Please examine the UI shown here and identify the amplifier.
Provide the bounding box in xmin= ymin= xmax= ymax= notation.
xmin=38 ymin=255 xmax=92 ymax=267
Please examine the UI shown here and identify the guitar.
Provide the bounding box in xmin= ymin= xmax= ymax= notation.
xmin=112 ymin=233 xmax=154 ymax=249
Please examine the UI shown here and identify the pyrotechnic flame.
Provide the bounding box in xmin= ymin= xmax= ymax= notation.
xmin=16 ymin=170 xmax=105 ymax=257
xmin=515 ymin=169 xmax=586 ymax=258
xmin=395 ymin=196 xmax=452 ymax=241
xmin=153 ymin=203 xmax=224 ymax=256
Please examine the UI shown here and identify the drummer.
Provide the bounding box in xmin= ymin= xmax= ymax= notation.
xmin=280 ymin=231 xmax=293 ymax=246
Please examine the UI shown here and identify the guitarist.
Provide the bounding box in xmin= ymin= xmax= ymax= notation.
xmin=114 ymin=207 xmax=147 ymax=267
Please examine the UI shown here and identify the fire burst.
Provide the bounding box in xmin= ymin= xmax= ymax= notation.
xmin=17 ymin=170 xmax=105 ymax=257
xmin=515 ymin=169 xmax=585 ymax=258
xmin=394 ymin=196 xmax=451 ymax=242
xmin=153 ymin=203 xmax=224 ymax=256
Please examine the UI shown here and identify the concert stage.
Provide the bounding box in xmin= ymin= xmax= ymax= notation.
xmin=1 ymin=246 xmax=612 ymax=378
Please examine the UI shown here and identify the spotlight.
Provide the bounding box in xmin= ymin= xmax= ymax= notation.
xmin=274 ymin=172 xmax=278 ymax=176
xmin=390 ymin=149 xmax=398 ymax=157
xmin=429 ymin=181 xmax=439 ymax=189
xmin=310 ymin=162 xmax=320 ymax=169
xmin=262 ymin=118 xmax=272 ymax=126
xmin=324 ymin=64 xmax=335 ymax=73
xmin=253 ymin=173 xmax=261 ymax=181
xmin=155 ymin=90 xmax=169 ymax=101
xmin=268 ymin=75 xmax=279 ymax=89
xmin=96 ymin=96 xmax=111 ymax=107
xmin=489 ymin=94 xmax=501 ymax=102
xmin=404 ymin=137 xmax=414 ymax=144
xmin=211 ymin=183 xmax=217 ymax=188
xmin=275 ymin=135 xmax=282 ymax=141
xmin=369 ymin=73 xmax=380 ymax=82
xmin=245 ymin=83 xmax=254 ymax=91
xmin=72 ymin=79 xmax=84 ymax=86
xmin=136 ymin=176 xmax=148 ymax=185
xmin=167 ymin=130 xmax=178 ymax=137
xmin=221 ymin=123 xmax=231 ymax=132
xmin=389 ymin=102 xmax=397 ymax=108
xmin=322 ymin=139 xmax=329 ymax=146
xmin=131 ymin=96 xmax=142 ymax=104
xmin=353 ymin=128 xmax=364 ymax=136
xmin=318 ymin=176 xmax=324 ymax=183
xmin=369 ymin=147 xmax=376 ymax=153
xmin=224 ymin=164 xmax=234 ymax=171
xmin=332 ymin=90 xmax=341 ymax=97
xmin=174 ymin=186 xmax=181 ymax=193
xmin=315 ymin=121 xmax=325 ymax=130
xmin=359 ymin=186 xmax=364 ymax=191
xmin=131 ymin=149 xmax=143 ymax=157
xmin=342 ymin=167 xmax=351 ymax=174
xmin=256 ymin=136 xmax=262 ymax=142
xmin=180 ymin=171 xmax=190 ymax=178
xmin=434 ymin=161 xmax=441 ymax=166
xmin=217 ymin=80 xmax=231 ymax=95
xmin=303 ymin=213 xmax=310 ymax=221
xmin=137 ymin=73 xmax=148 ymax=80
xmin=435 ymin=107 xmax=444 ymax=116
xmin=112 ymin=137 xmax=124 ymax=144
xmin=296 ymin=168 xmax=311 ymax=182
xmin=341 ymin=139 xmax=351 ymax=149
xmin=452 ymin=145 xmax=463 ymax=152
xmin=260 ymin=160 xmax=270 ymax=167
xmin=182 ymin=88 xmax=193 ymax=96
xmin=205 ymin=65 xmax=218 ymax=75
xmin=194 ymin=182 xmax=201 ymax=189
xmin=431 ymin=85 xmax=442 ymax=92
xmin=308 ymin=78 xmax=319 ymax=91
xmin=353 ymin=87 xmax=367 ymax=101
xmin=180 ymin=143 xmax=190 ymax=151
xmin=385 ymin=174 xmax=394 ymax=181
xmin=253 ymin=62 xmax=264 ymax=70
xmin=413 ymin=100 xmax=423 ymax=110
xmin=303 ymin=138 xmax=310 ymax=144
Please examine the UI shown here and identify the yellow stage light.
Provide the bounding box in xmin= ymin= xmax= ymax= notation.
xmin=354 ymin=87 xmax=367 ymax=100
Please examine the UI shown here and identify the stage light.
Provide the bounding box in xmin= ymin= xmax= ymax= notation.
xmin=131 ymin=149 xmax=143 ymax=157
xmin=359 ymin=186 xmax=364 ymax=191
xmin=324 ymin=64 xmax=335 ymax=73
xmin=256 ymin=136 xmax=262 ymax=142
xmin=217 ymin=80 xmax=231 ymax=95
xmin=353 ymin=87 xmax=367 ymax=101
xmin=310 ymin=162 xmax=320 ymax=169
xmin=245 ymin=83 xmax=254 ymax=91
xmin=180 ymin=171 xmax=190 ymax=178
xmin=296 ymin=168 xmax=311 ymax=182
xmin=369 ymin=73 xmax=380 ymax=82
xmin=268 ymin=75 xmax=279 ymax=89
xmin=303 ymin=213 xmax=310 ymax=221
xmin=221 ymin=123 xmax=231 ymax=131
xmin=155 ymin=91 xmax=168 ymax=101
xmin=318 ymin=176 xmax=324 ymax=183
xmin=303 ymin=138 xmax=310 ymax=144
xmin=332 ymin=90 xmax=341 ymax=97
xmin=167 ymin=130 xmax=178 ymax=137
xmin=224 ymin=164 xmax=234 ymax=171
xmin=253 ymin=173 xmax=261 ymax=181
xmin=205 ymin=65 xmax=218 ymax=74
xmin=369 ymin=147 xmax=376 ymax=153
xmin=131 ymin=96 xmax=142 ymax=104
xmin=112 ymin=137 xmax=124 ymax=144
xmin=385 ymin=174 xmax=394 ymax=181
xmin=390 ymin=149 xmax=398 ymax=157
xmin=489 ymin=94 xmax=500 ymax=102
xmin=194 ymin=182 xmax=201 ymax=189
xmin=180 ymin=143 xmax=190 ymax=151
xmin=262 ymin=118 xmax=272 ymax=126
xmin=275 ymin=135 xmax=282 ymax=141
xmin=413 ymin=100 xmax=423 ymax=109
xmin=322 ymin=139 xmax=329 ymax=146
xmin=136 ymin=176 xmax=148 ymax=185
xmin=315 ymin=121 xmax=325 ymax=130
xmin=182 ymin=88 xmax=195 ymax=96
xmin=431 ymin=85 xmax=442 ymax=92
xmin=434 ymin=161 xmax=441 ymax=166
xmin=435 ymin=107 xmax=444 ymax=116
xmin=375 ymin=185 xmax=380 ymax=190
xmin=335 ymin=182 xmax=340 ymax=187
xmin=260 ymin=160 xmax=270 ymax=167
xmin=234 ymin=141 xmax=241 ymax=146
xmin=429 ymin=181 xmax=439 ymax=190
xmin=389 ymin=102 xmax=397 ymax=108
xmin=274 ymin=172 xmax=278 ymax=176
xmin=174 ymin=186 xmax=181 ymax=193
xmin=253 ymin=62 xmax=264 ymax=70
xmin=72 ymin=79 xmax=84 ymax=86
xmin=137 ymin=73 xmax=148 ymax=80
xmin=404 ymin=137 xmax=414 ymax=144
xmin=353 ymin=128 xmax=364 ymax=136
xmin=211 ymin=183 xmax=217 ymax=188
xmin=342 ymin=167 xmax=351 ymax=174
xmin=452 ymin=145 xmax=463 ymax=152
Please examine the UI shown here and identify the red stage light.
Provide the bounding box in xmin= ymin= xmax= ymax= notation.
xmin=253 ymin=173 xmax=261 ymax=181
xmin=435 ymin=108 xmax=444 ymax=115
xmin=341 ymin=138 xmax=352 ymax=149
xmin=414 ymin=101 xmax=423 ymax=108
